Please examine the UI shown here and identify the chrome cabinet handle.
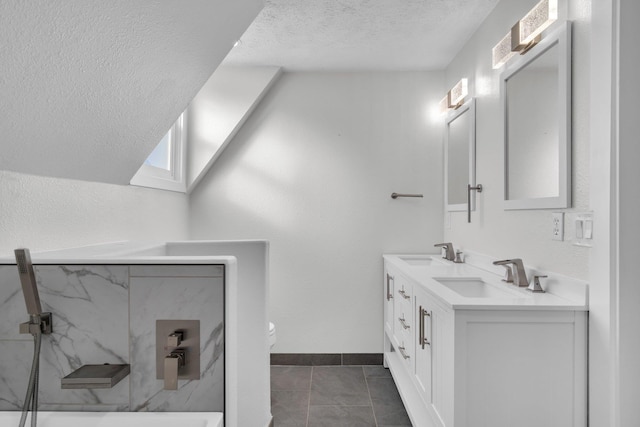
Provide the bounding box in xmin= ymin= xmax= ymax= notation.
xmin=398 ymin=345 xmax=410 ymax=360
xmin=386 ymin=273 xmax=394 ymax=300
xmin=398 ymin=289 xmax=411 ymax=300
xmin=398 ymin=316 xmax=410 ymax=330
xmin=419 ymin=306 xmax=431 ymax=349
xmin=467 ymin=184 xmax=483 ymax=223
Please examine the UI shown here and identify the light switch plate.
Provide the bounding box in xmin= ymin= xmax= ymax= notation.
xmin=552 ymin=212 xmax=564 ymax=241
xmin=573 ymin=212 xmax=594 ymax=247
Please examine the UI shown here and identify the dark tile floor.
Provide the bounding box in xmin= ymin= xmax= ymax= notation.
xmin=271 ymin=365 xmax=412 ymax=427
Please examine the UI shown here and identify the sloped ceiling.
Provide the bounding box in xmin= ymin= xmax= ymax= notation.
xmin=224 ymin=0 xmax=500 ymax=70
xmin=0 ymin=0 xmax=263 ymax=185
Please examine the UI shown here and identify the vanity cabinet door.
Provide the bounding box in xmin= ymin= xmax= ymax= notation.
xmin=414 ymin=287 xmax=451 ymax=427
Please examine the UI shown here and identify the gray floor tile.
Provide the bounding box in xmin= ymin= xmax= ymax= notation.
xmin=271 ymin=390 xmax=310 ymax=416
xmin=310 ymin=366 xmax=370 ymax=406
xmin=270 ymin=364 xmax=410 ymax=427
xmin=273 ymin=410 xmax=309 ymax=427
xmin=367 ymin=377 xmax=411 ymax=426
xmin=366 ymin=377 xmax=403 ymax=401
xmin=271 ymin=366 xmax=312 ymax=391
xmin=308 ymin=405 xmax=376 ymax=427
xmin=371 ymin=400 xmax=412 ymax=426
xmin=363 ymin=365 xmax=392 ymax=378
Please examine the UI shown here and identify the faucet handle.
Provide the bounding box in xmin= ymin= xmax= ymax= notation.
xmin=528 ymin=275 xmax=547 ymax=293
xmin=164 ymin=349 xmax=185 ymax=390
xmin=434 ymin=243 xmax=455 ymax=261
xmin=167 ymin=331 xmax=183 ymax=347
xmin=500 ymin=265 xmax=514 ymax=283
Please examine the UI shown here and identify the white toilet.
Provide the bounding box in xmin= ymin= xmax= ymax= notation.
xmin=269 ymin=322 xmax=276 ymax=350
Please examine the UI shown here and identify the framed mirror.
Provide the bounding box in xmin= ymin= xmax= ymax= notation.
xmin=445 ymin=98 xmax=476 ymax=212
xmin=502 ymin=21 xmax=571 ymax=210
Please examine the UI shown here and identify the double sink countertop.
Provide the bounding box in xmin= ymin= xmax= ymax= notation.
xmin=384 ymin=253 xmax=588 ymax=311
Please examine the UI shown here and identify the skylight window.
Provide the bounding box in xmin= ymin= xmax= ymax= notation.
xmin=130 ymin=113 xmax=187 ymax=192
xmin=145 ymin=131 xmax=172 ymax=171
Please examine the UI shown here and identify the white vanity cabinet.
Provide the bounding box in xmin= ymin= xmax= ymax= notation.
xmin=383 ymin=255 xmax=588 ymax=427
xmin=413 ymin=286 xmax=452 ymax=426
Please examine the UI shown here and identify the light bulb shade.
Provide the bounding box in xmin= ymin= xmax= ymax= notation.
xmin=449 ymin=78 xmax=468 ymax=107
xmin=492 ymin=32 xmax=517 ymax=69
xmin=439 ymin=95 xmax=450 ymax=113
xmin=512 ymin=0 xmax=558 ymax=51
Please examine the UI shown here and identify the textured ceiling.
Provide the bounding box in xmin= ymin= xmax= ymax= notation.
xmin=224 ymin=0 xmax=501 ymax=70
xmin=0 ymin=0 xmax=263 ymax=185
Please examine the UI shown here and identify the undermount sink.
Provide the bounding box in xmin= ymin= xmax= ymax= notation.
xmin=433 ymin=277 xmax=522 ymax=298
xmin=398 ymin=256 xmax=441 ymax=266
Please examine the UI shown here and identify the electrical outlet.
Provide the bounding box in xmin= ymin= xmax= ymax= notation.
xmin=552 ymin=212 xmax=564 ymax=241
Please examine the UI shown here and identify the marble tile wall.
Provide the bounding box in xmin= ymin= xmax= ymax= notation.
xmin=0 ymin=264 xmax=224 ymax=413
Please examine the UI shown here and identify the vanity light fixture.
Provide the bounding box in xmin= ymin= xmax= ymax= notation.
xmin=439 ymin=78 xmax=468 ymax=113
xmin=492 ymin=32 xmax=517 ymax=70
xmin=492 ymin=0 xmax=558 ymax=69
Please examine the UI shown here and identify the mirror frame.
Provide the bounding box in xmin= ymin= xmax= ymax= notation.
xmin=445 ymin=98 xmax=476 ymax=212
xmin=501 ymin=21 xmax=572 ymax=210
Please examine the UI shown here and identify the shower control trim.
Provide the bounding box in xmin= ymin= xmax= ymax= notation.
xmin=19 ymin=312 xmax=53 ymax=335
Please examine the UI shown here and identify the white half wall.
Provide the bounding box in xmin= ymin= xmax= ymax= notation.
xmin=189 ymin=71 xmax=445 ymax=353
xmin=0 ymin=171 xmax=188 ymax=256
xmin=443 ymin=0 xmax=591 ymax=279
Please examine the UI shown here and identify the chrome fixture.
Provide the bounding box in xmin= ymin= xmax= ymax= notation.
xmin=61 ymin=364 xmax=130 ymax=389
xmin=391 ymin=193 xmax=423 ymax=199
xmin=492 ymin=0 xmax=558 ymax=69
xmin=386 ymin=273 xmax=394 ymax=301
xmin=434 ymin=243 xmax=455 ymax=261
xmin=467 ymin=184 xmax=483 ymax=223
xmin=15 ymin=248 xmax=53 ymax=427
xmin=418 ymin=306 xmax=431 ymax=349
xmin=156 ymin=320 xmax=200 ymax=390
xmin=164 ymin=349 xmax=186 ymax=390
xmin=454 ymin=250 xmax=464 ymax=264
xmin=528 ymin=275 xmax=547 ymax=293
xmin=499 ymin=265 xmax=514 ymax=283
xmin=493 ymin=259 xmax=528 ymax=287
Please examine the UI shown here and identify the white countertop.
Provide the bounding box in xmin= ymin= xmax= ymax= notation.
xmin=384 ymin=253 xmax=588 ymax=311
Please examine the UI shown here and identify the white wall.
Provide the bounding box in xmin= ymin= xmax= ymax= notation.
xmin=0 ymin=171 xmax=188 ymax=255
xmin=443 ymin=0 xmax=591 ymax=279
xmin=616 ymin=0 xmax=640 ymax=425
xmin=189 ymin=71 xmax=445 ymax=353
xmin=187 ymin=66 xmax=282 ymax=192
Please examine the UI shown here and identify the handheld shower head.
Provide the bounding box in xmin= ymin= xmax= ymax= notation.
xmin=14 ymin=248 xmax=43 ymax=316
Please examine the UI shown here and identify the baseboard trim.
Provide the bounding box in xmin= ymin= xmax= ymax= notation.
xmin=270 ymin=353 xmax=383 ymax=366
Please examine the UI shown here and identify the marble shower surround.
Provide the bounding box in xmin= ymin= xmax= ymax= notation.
xmin=0 ymin=264 xmax=224 ymax=412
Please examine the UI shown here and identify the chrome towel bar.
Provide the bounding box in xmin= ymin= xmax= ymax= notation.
xmin=391 ymin=193 xmax=423 ymax=199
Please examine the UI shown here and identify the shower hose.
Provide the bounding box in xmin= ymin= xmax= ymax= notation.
xmin=19 ymin=320 xmax=42 ymax=427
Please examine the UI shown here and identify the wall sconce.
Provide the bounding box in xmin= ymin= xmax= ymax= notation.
xmin=439 ymin=78 xmax=468 ymax=113
xmin=492 ymin=0 xmax=558 ymax=69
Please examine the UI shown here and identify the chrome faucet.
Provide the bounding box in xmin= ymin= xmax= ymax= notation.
xmin=434 ymin=243 xmax=455 ymax=261
xmin=493 ymin=259 xmax=528 ymax=287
